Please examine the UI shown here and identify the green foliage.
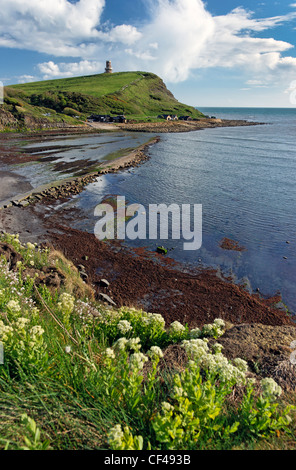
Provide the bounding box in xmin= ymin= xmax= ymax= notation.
xmin=108 ymin=425 xmax=144 ymax=451
xmin=18 ymin=414 xmax=51 ymax=450
xmin=8 ymin=71 xmax=205 ymax=120
xmin=30 ymin=90 xmax=95 ymax=114
xmin=0 ymin=231 xmax=295 ymax=451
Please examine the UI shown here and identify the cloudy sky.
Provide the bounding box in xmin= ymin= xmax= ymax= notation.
xmin=1 ymin=0 xmax=296 ymax=107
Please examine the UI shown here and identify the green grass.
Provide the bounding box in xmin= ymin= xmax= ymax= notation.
xmin=9 ymin=72 xmax=144 ymax=98
xmin=4 ymin=71 xmax=205 ymax=125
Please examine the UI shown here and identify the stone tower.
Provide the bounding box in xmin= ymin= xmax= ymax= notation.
xmin=105 ymin=60 xmax=113 ymax=74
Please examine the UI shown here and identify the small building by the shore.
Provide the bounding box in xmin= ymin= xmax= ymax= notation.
xmin=158 ymin=114 xmax=172 ymax=121
xmin=178 ymin=116 xmax=192 ymax=121
xmin=88 ymin=114 xmax=126 ymax=123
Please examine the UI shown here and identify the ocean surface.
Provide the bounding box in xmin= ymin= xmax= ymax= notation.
xmin=60 ymin=107 xmax=296 ymax=315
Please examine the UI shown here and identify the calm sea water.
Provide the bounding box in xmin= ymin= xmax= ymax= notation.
xmin=63 ymin=107 xmax=296 ymax=314
xmin=3 ymin=109 xmax=294 ymax=311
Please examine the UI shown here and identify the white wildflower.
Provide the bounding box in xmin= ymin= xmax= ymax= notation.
xmin=127 ymin=337 xmax=141 ymax=352
xmin=26 ymin=242 xmax=36 ymax=251
xmin=233 ymin=357 xmax=249 ymax=373
xmin=142 ymin=312 xmax=165 ymax=329
xmin=161 ymin=401 xmax=174 ymax=412
xmin=148 ymin=346 xmax=164 ymax=359
xmin=6 ymin=300 xmax=21 ymax=314
xmin=213 ymin=318 xmax=225 ymax=329
xmin=117 ymin=320 xmax=132 ymax=334
xmin=261 ymin=377 xmax=282 ymax=399
xmin=14 ymin=317 xmax=30 ymax=331
xmin=30 ymin=325 xmax=44 ymax=337
xmin=181 ymin=338 xmax=209 ymax=361
xmin=169 ymin=321 xmax=185 ymax=334
xmin=65 ymin=346 xmax=72 ymax=354
xmin=202 ymin=323 xmax=215 ymax=336
xmin=247 ymin=377 xmax=257 ymax=386
xmin=212 ymin=342 xmax=223 ymax=354
xmin=129 ymin=352 xmax=148 ymax=370
xmin=0 ymin=320 xmax=13 ymax=342
xmin=114 ymin=337 xmax=129 ymax=351
xmin=108 ymin=424 xmax=124 ymax=448
xmin=173 ymin=386 xmax=187 ymax=398
xmin=105 ymin=348 xmax=116 ymax=359
xmin=57 ymin=293 xmax=75 ymax=314
xmin=189 ymin=327 xmax=201 ymax=339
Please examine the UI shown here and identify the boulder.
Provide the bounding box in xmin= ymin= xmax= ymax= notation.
xmin=99 ymin=293 xmax=116 ymax=306
xmin=100 ymin=279 xmax=110 ymax=288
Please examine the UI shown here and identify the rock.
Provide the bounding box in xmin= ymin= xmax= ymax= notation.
xmin=100 ymin=279 xmax=110 ymax=288
xmin=0 ymin=242 xmax=23 ymax=270
xmin=157 ymin=246 xmax=168 ymax=255
xmin=99 ymin=293 xmax=116 ymax=306
xmin=18 ymin=200 xmax=30 ymax=207
xmin=80 ymin=271 xmax=88 ymax=280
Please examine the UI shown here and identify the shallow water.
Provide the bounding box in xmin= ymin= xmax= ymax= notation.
xmin=2 ymin=131 xmax=156 ymax=194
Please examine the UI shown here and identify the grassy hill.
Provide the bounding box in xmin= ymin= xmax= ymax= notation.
xmin=1 ymin=71 xmax=204 ymax=129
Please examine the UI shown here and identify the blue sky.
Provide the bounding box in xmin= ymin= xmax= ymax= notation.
xmin=1 ymin=0 xmax=296 ymax=107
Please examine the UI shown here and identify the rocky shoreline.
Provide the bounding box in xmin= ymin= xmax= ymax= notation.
xmin=116 ymin=118 xmax=264 ymax=133
xmin=0 ymin=136 xmax=160 ymax=209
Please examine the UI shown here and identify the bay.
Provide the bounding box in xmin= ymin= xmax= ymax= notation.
xmin=67 ymin=108 xmax=296 ymax=314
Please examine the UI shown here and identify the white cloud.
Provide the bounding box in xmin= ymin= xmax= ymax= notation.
xmin=2 ymin=0 xmax=296 ymax=88
xmin=127 ymin=0 xmax=296 ymax=83
xmin=104 ymin=25 xmax=142 ymax=45
xmin=18 ymin=74 xmax=37 ymax=83
xmin=38 ymin=60 xmax=103 ymax=79
xmin=0 ymin=0 xmax=141 ymax=56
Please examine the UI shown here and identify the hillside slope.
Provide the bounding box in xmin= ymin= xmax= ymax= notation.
xmin=1 ymin=71 xmax=204 ymax=129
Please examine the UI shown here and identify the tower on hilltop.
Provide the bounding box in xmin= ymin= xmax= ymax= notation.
xmin=105 ymin=60 xmax=113 ymax=74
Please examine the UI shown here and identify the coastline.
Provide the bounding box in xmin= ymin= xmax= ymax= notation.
xmin=0 ymin=135 xmax=160 ymax=209
xmin=0 ymin=115 xmax=263 ymax=207
xmin=0 ymin=123 xmax=294 ymax=332
xmin=115 ymin=118 xmax=264 ymax=133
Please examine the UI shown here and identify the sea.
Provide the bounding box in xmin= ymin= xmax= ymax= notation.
xmin=8 ymin=107 xmax=296 ymax=314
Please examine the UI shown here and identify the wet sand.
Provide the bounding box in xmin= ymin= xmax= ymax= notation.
xmin=0 ymin=171 xmax=33 ymax=205
xmin=0 ymin=132 xmax=159 ymax=209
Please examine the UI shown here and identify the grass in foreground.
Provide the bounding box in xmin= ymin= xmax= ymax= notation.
xmin=0 ymin=232 xmax=295 ymax=450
